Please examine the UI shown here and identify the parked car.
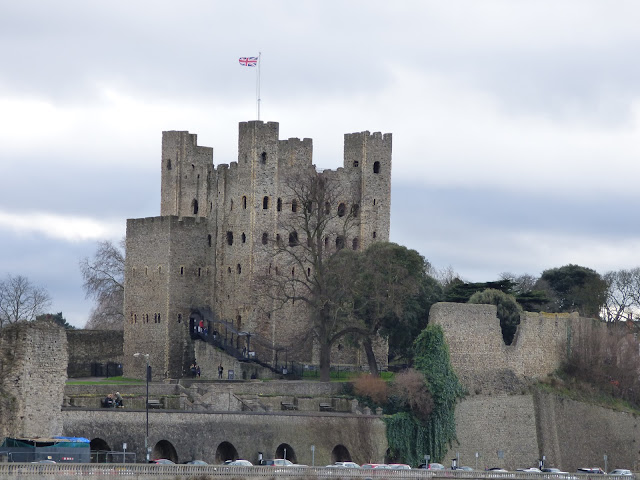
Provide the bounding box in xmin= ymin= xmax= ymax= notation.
xmin=361 ymin=463 xmax=391 ymax=469
xmin=418 ymin=462 xmax=446 ymax=470
xmin=150 ymin=459 xmax=174 ymax=464
xmin=488 ymin=467 xmax=509 ymax=472
xmin=458 ymin=466 xmax=475 ymax=471
xmin=389 ymin=463 xmax=412 ymax=469
xmin=186 ymin=460 xmax=207 ymax=465
xmin=542 ymin=468 xmax=569 ymax=474
xmin=518 ymin=467 xmax=542 ymax=473
xmin=226 ymin=459 xmax=252 ymax=466
xmin=577 ymin=468 xmax=606 ymax=475
xmin=610 ymin=469 xmax=634 ymax=477
xmin=327 ymin=462 xmax=360 ymax=468
xmin=262 ymin=459 xmax=294 ymax=467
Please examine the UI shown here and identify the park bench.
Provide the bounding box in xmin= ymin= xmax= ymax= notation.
xmin=281 ymin=402 xmax=297 ymax=411
xmin=319 ymin=403 xmax=334 ymax=412
xmin=147 ymin=399 xmax=162 ymax=409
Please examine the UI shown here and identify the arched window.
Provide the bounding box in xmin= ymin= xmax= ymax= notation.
xmin=263 ymin=196 xmax=269 ymax=209
xmin=192 ymin=199 xmax=199 ymax=215
xmin=242 ymin=196 xmax=247 ymax=209
xmin=336 ymin=236 xmax=345 ymax=250
xmin=241 ymin=233 xmax=246 ymax=243
xmin=208 ymin=234 xmax=212 ymax=247
xmin=373 ymin=161 xmax=381 ymax=174
xmin=291 ymin=199 xmax=298 ymax=213
xmin=260 ymin=152 xmax=267 ymax=164
xmin=277 ymin=198 xmax=282 ymax=211
xmin=262 ymin=232 xmax=268 ymax=245
xmin=337 ymin=203 xmax=346 ymax=217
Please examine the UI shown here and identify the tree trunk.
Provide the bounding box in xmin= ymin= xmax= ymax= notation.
xmin=363 ymin=337 xmax=379 ymax=376
xmin=319 ymin=341 xmax=331 ymax=382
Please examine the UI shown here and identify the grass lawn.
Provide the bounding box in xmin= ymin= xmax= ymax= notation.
xmin=67 ymin=376 xmax=144 ymax=385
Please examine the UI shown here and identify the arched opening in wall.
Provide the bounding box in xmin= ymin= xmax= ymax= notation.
xmin=291 ymin=199 xmax=297 ymax=213
xmin=277 ymin=198 xmax=282 ymax=211
xmin=336 ymin=236 xmax=345 ymax=250
xmin=192 ymin=199 xmax=199 ymax=215
xmin=242 ymin=196 xmax=247 ymax=209
xmin=152 ymin=440 xmax=178 ymax=463
xmin=275 ymin=443 xmax=297 ymax=463
xmin=262 ymin=232 xmax=268 ymax=245
xmin=166 ymin=159 xmax=172 ymax=170
xmin=260 ymin=152 xmax=267 ymax=164
xmin=263 ymin=196 xmax=269 ymax=209
xmin=331 ymin=444 xmax=352 ymax=463
xmin=90 ymin=438 xmax=111 ymax=463
xmin=215 ymin=441 xmax=238 ymax=464
xmin=241 ymin=233 xmax=246 ymax=243
xmin=373 ymin=161 xmax=381 ymax=174
xmin=227 ymin=231 xmax=233 ymax=245
xmin=337 ymin=203 xmax=346 ymax=217
xmin=289 ymin=231 xmax=298 ymax=247
xmin=352 ymin=238 xmax=359 ymax=250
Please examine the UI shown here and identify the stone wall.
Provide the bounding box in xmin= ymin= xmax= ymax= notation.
xmin=430 ymin=302 xmax=597 ymax=394
xmin=453 ymin=391 xmax=640 ymax=472
xmin=66 ymin=330 xmax=124 ymax=377
xmin=61 ymin=409 xmax=387 ymax=466
xmin=0 ymin=321 xmax=67 ymax=438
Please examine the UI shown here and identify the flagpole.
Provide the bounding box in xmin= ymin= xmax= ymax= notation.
xmin=256 ymin=52 xmax=261 ymax=120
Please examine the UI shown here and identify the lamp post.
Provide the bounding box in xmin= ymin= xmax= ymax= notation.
xmin=133 ymin=352 xmax=150 ymax=462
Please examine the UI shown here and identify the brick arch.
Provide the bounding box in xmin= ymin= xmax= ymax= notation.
xmin=331 ymin=444 xmax=352 ymax=463
xmin=90 ymin=437 xmax=111 ymax=458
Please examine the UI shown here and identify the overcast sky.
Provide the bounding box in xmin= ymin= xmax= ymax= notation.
xmin=2 ymin=1 xmax=640 ymax=328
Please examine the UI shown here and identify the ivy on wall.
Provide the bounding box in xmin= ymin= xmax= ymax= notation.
xmin=385 ymin=324 xmax=464 ymax=465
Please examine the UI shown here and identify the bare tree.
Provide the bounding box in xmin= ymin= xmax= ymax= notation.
xmin=0 ymin=274 xmax=51 ymax=329
xmin=602 ymin=268 xmax=640 ymax=322
xmin=79 ymin=239 xmax=125 ymax=330
xmin=257 ymin=169 xmax=361 ymax=381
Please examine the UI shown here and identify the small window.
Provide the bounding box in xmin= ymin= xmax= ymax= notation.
xmin=353 ymin=160 xmax=359 ymax=167
xmin=145 ymin=267 xmax=148 ymax=276
xmin=352 ymin=238 xmax=359 ymax=250
xmin=167 ymin=159 xmax=172 ymax=170
xmin=373 ymin=161 xmax=381 ymax=174
xmin=291 ymin=267 xmax=295 ymax=276
xmin=178 ymin=314 xmax=182 ymax=323
xmin=373 ymin=231 xmax=377 ymax=239
xmin=262 ymin=232 xmax=268 ymax=245
xmin=227 ymin=231 xmax=234 ymax=245
xmin=241 ymin=233 xmax=246 ymax=243
xmin=157 ymin=313 xmax=161 ymax=323
xmin=324 ymin=236 xmax=329 ymax=248
xmin=292 ymin=199 xmax=298 ymax=213
xmin=180 ymin=266 xmax=184 ymax=276
xmin=230 ymin=199 xmax=234 ymax=210
xmin=276 ymin=234 xmax=282 ymax=246
xmin=263 ymin=196 xmax=269 ymax=209
xmin=277 ymin=198 xmax=282 ymax=211
xmin=228 ymin=267 xmax=232 ymax=274
xmin=289 ymin=231 xmax=299 ymax=247
xmin=307 ymin=267 xmax=311 ymax=276
xmin=242 ymin=196 xmax=247 ymax=209
xmin=237 ymin=264 xmax=242 ymax=274
xmin=134 ymin=314 xmax=137 ymax=323
xmin=337 ymin=203 xmax=346 ymax=217
xmin=192 ymin=199 xmax=199 ymax=215
xmin=208 ymin=234 xmax=212 ymax=247
xmin=336 ymin=236 xmax=345 ymax=250
xmin=261 ymin=152 xmax=267 ymax=164
xmin=198 ymin=268 xmax=201 ymax=277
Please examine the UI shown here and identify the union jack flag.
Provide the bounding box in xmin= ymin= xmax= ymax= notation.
xmin=239 ymin=57 xmax=258 ymax=67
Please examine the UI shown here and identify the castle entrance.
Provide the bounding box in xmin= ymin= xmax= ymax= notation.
xmin=152 ymin=439 xmax=178 ymax=463
xmin=275 ymin=443 xmax=296 ymax=463
xmin=331 ymin=444 xmax=352 ymax=462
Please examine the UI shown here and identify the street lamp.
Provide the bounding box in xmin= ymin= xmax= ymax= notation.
xmin=133 ymin=352 xmax=150 ymax=462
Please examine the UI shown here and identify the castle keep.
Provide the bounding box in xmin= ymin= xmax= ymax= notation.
xmin=124 ymin=121 xmax=392 ymax=379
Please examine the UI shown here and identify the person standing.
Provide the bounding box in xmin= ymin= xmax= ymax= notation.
xmin=218 ymin=364 xmax=223 ymax=379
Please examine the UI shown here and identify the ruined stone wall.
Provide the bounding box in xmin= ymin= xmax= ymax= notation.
xmin=66 ymin=330 xmax=123 ymax=377
xmin=429 ymin=302 xmax=597 ymax=394
xmin=0 ymin=321 xmax=67 ymax=438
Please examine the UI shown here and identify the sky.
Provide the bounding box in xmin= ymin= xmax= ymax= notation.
xmin=2 ymin=1 xmax=640 ymax=328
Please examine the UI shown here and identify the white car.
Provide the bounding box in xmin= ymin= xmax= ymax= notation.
xmin=226 ymin=459 xmax=253 ymax=466
xmin=518 ymin=467 xmax=542 ymax=473
xmin=610 ymin=469 xmax=634 ymax=477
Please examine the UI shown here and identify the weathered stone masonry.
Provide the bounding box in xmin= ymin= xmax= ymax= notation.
xmin=124 ymin=121 xmax=392 ymax=379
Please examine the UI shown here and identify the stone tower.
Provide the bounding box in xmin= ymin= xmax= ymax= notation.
xmin=123 ymin=121 xmax=392 ymax=379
